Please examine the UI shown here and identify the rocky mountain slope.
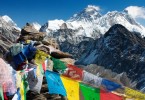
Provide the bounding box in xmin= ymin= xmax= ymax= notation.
xmin=0 ymin=15 xmax=20 ymax=56
xmin=76 ymin=24 xmax=145 ymax=91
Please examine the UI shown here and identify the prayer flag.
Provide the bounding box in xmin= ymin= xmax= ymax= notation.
xmin=100 ymin=90 xmax=123 ymax=100
xmin=125 ymin=87 xmax=145 ymax=100
xmin=61 ymin=76 xmax=79 ymax=100
xmin=51 ymin=57 xmax=67 ymax=72
xmin=45 ymin=70 xmax=66 ymax=96
xmin=83 ymin=71 xmax=102 ymax=87
xmin=101 ymin=79 xmax=121 ymax=91
xmin=80 ymin=83 xmax=100 ymax=100
xmin=63 ymin=64 xmax=83 ymax=80
xmin=0 ymin=86 xmax=4 ymax=100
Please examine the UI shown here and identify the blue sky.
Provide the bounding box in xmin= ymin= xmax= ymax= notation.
xmin=0 ymin=0 xmax=145 ymax=28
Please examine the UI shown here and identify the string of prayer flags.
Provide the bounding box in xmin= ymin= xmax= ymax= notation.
xmin=63 ymin=64 xmax=83 ymax=80
xmin=61 ymin=76 xmax=80 ymax=100
xmin=45 ymin=70 xmax=66 ymax=96
xmin=83 ymin=71 xmax=102 ymax=87
xmin=101 ymin=79 xmax=122 ymax=91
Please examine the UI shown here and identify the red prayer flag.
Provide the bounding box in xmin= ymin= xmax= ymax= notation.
xmin=63 ymin=64 xmax=83 ymax=80
xmin=3 ymin=92 xmax=8 ymax=100
xmin=42 ymin=62 xmax=46 ymax=72
xmin=100 ymin=90 xmax=123 ymax=100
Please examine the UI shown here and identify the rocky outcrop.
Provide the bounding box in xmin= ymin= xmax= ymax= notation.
xmin=18 ymin=23 xmax=45 ymax=41
xmin=60 ymin=23 xmax=68 ymax=29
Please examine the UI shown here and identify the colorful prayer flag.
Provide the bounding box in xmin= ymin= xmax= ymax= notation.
xmin=80 ymin=83 xmax=100 ymax=100
xmin=100 ymin=90 xmax=123 ymax=100
xmin=13 ymin=52 xmax=26 ymax=67
xmin=101 ymin=79 xmax=121 ymax=91
xmin=45 ymin=70 xmax=66 ymax=96
xmin=29 ymin=72 xmax=43 ymax=93
xmin=42 ymin=61 xmax=46 ymax=72
xmin=35 ymin=50 xmax=48 ymax=63
xmin=0 ymin=86 xmax=4 ymax=100
xmin=22 ymin=43 xmax=36 ymax=60
xmin=83 ymin=71 xmax=102 ymax=87
xmin=125 ymin=87 xmax=145 ymax=100
xmin=12 ymin=88 xmax=21 ymax=100
xmin=61 ymin=76 xmax=79 ymax=100
xmin=51 ymin=57 xmax=67 ymax=72
xmin=20 ymin=80 xmax=25 ymax=100
xmin=63 ymin=64 xmax=83 ymax=80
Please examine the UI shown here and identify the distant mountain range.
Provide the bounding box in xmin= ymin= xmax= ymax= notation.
xmin=40 ymin=5 xmax=145 ymax=40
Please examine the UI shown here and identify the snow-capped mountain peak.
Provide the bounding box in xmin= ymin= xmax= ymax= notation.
xmin=68 ymin=5 xmax=101 ymax=23
xmin=40 ymin=5 xmax=145 ymax=40
xmin=2 ymin=15 xmax=15 ymax=24
xmin=1 ymin=15 xmax=21 ymax=31
xmin=32 ymin=22 xmax=41 ymax=31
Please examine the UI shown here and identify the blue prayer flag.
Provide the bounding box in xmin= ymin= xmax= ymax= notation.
xmin=101 ymin=79 xmax=121 ymax=91
xmin=22 ymin=43 xmax=36 ymax=60
xmin=12 ymin=88 xmax=21 ymax=100
xmin=45 ymin=70 xmax=67 ymax=96
xmin=13 ymin=52 xmax=26 ymax=67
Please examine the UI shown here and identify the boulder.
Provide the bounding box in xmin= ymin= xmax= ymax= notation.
xmin=21 ymin=23 xmax=38 ymax=35
xmin=60 ymin=58 xmax=75 ymax=65
xmin=51 ymin=51 xmax=72 ymax=59
xmin=18 ymin=32 xmax=44 ymax=41
xmin=42 ymin=38 xmax=59 ymax=49
xmin=18 ymin=23 xmax=45 ymax=41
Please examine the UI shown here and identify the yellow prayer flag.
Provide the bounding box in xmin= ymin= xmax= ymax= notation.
xmin=26 ymin=40 xmax=31 ymax=44
xmin=35 ymin=50 xmax=48 ymax=63
xmin=16 ymin=71 xmax=21 ymax=88
xmin=20 ymin=80 xmax=25 ymax=100
xmin=125 ymin=87 xmax=145 ymax=100
xmin=36 ymin=63 xmax=40 ymax=76
xmin=61 ymin=76 xmax=79 ymax=100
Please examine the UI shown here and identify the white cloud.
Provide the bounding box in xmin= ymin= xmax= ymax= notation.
xmin=125 ymin=6 xmax=145 ymax=19
xmin=86 ymin=5 xmax=101 ymax=12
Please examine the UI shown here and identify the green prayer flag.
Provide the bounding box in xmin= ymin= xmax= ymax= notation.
xmin=0 ymin=86 xmax=4 ymax=100
xmin=80 ymin=83 xmax=100 ymax=100
xmin=22 ymin=72 xmax=29 ymax=100
xmin=51 ymin=57 xmax=67 ymax=72
xmin=39 ymin=64 xmax=44 ymax=75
